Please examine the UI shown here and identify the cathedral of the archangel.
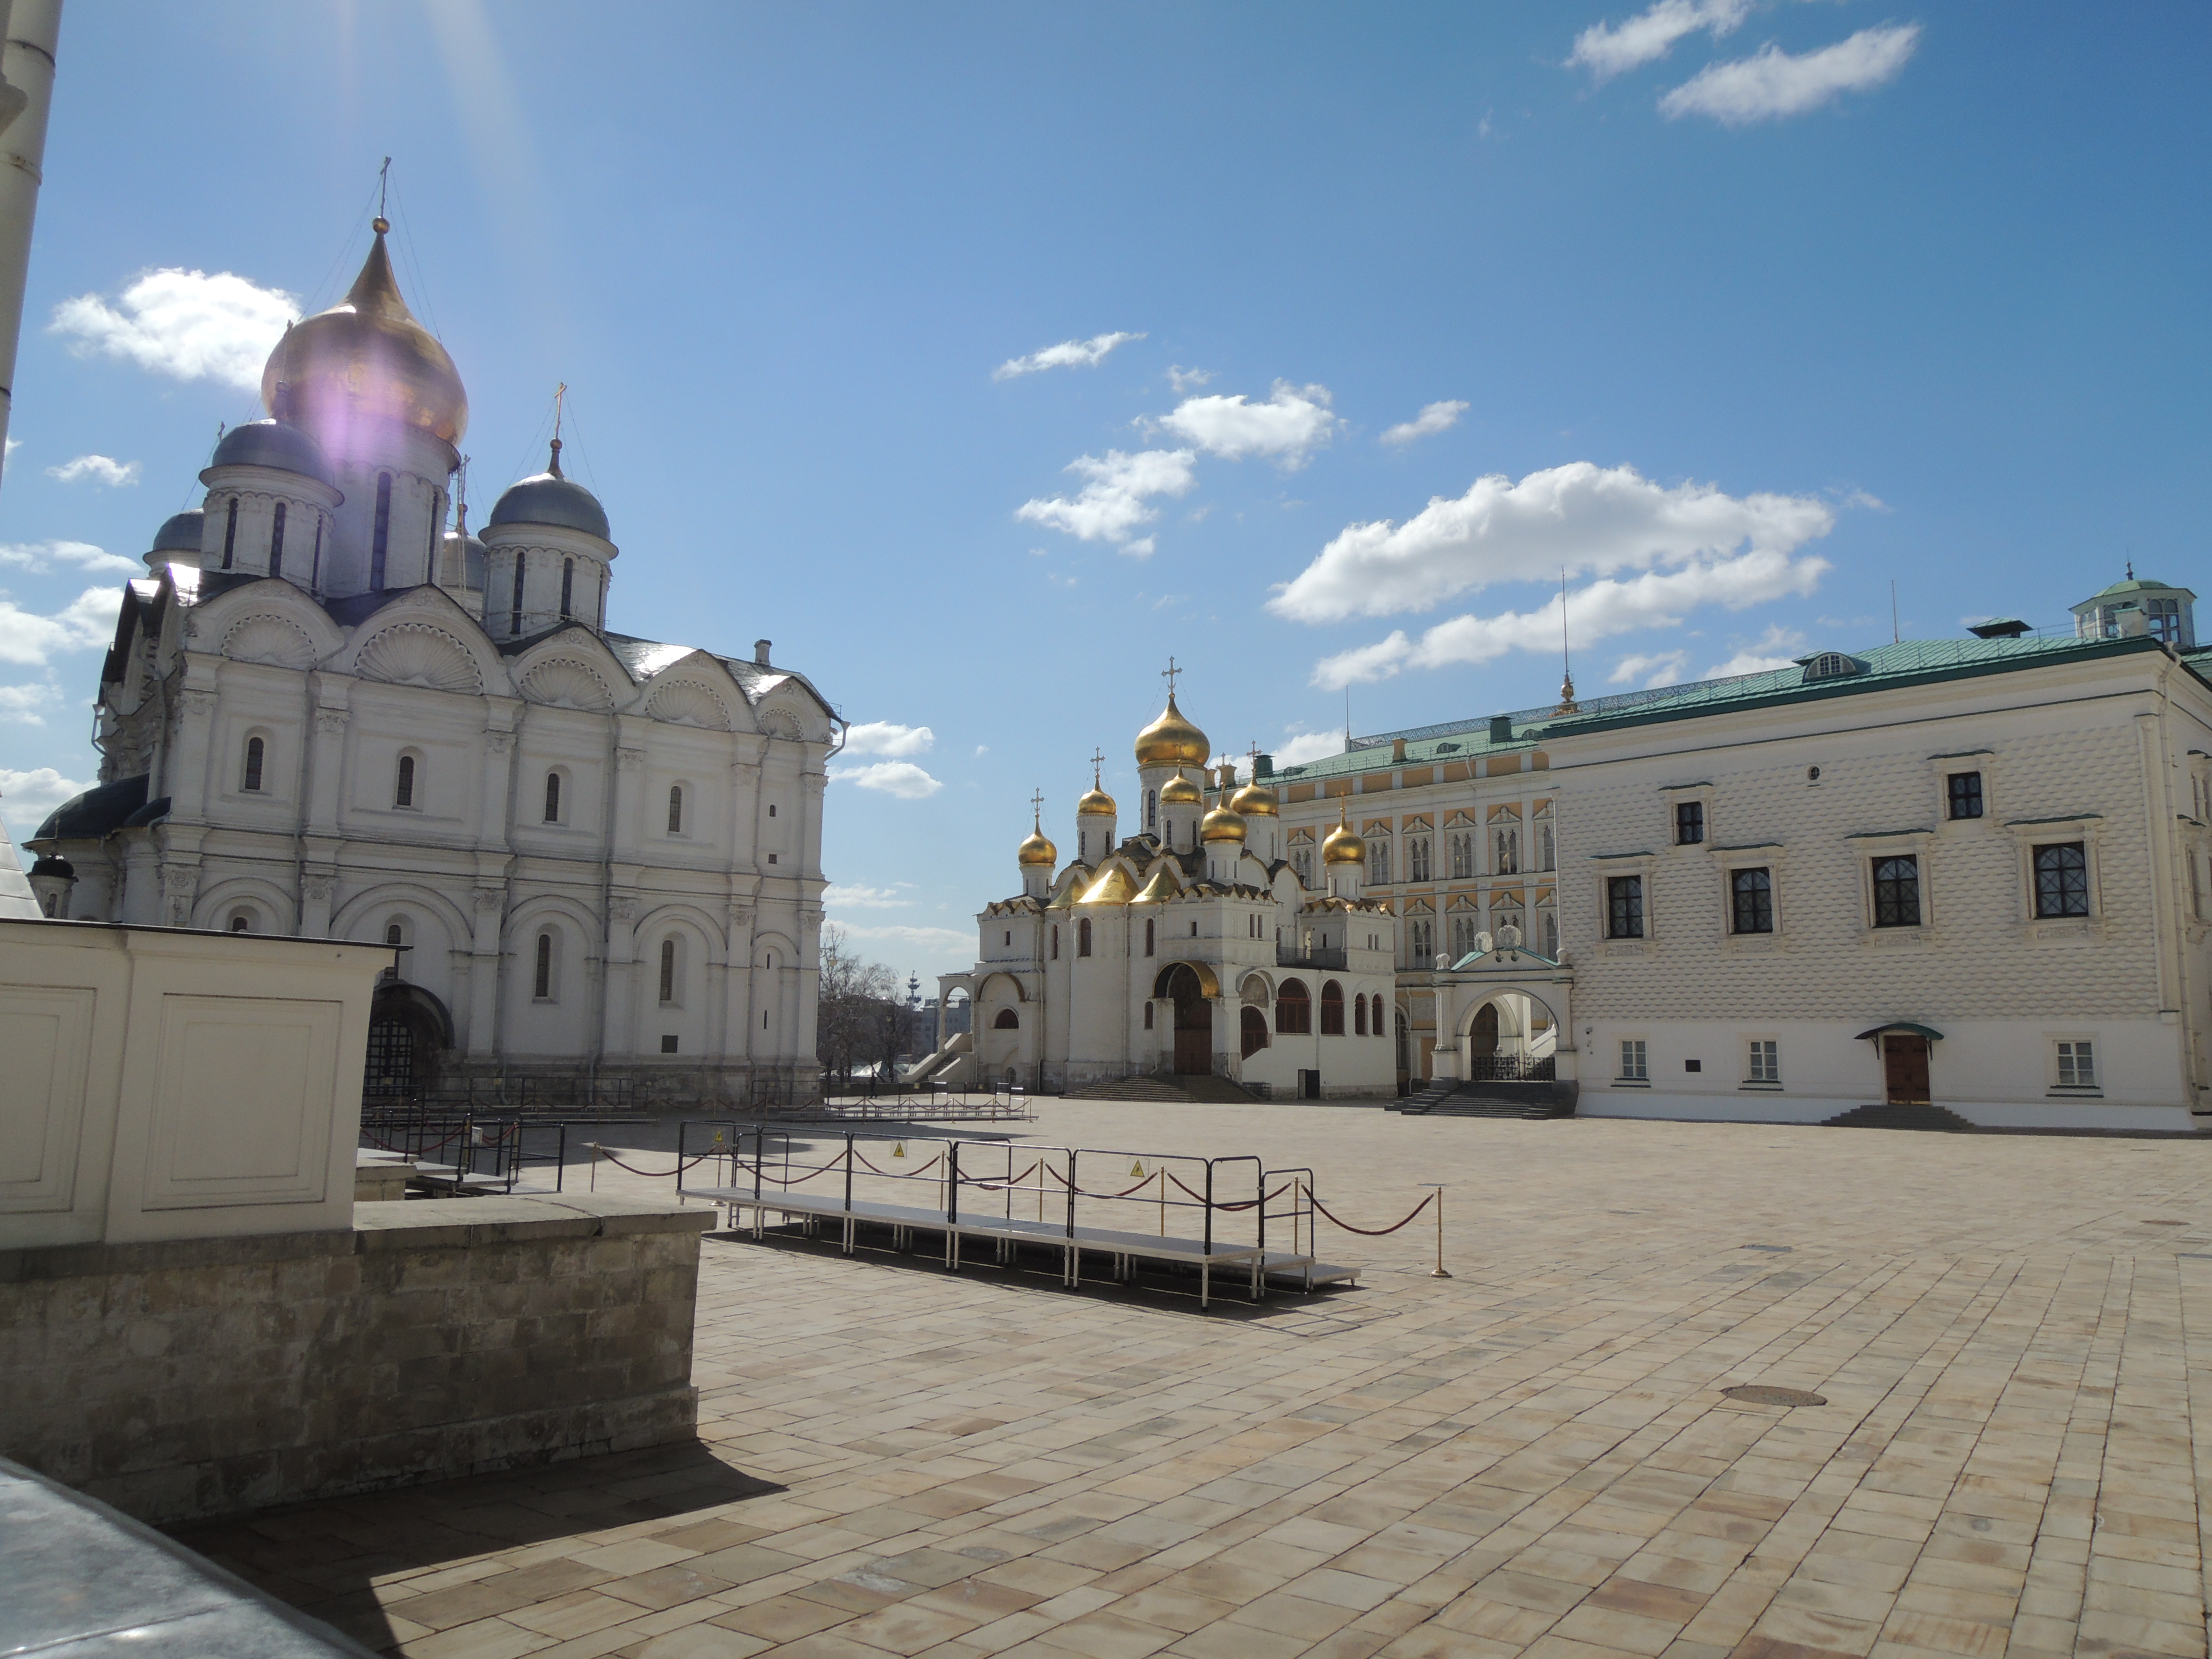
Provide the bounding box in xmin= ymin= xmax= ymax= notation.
xmin=919 ymin=684 xmax=1400 ymax=1099
xmin=25 ymin=221 xmax=836 ymax=1106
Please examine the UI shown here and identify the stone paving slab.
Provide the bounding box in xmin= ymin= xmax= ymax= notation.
xmin=176 ymin=1106 xmax=2212 ymax=1659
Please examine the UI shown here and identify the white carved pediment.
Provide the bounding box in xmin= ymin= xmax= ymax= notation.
xmin=221 ymin=615 xmax=316 ymax=669
xmin=521 ymin=658 xmax=615 ymax=711
xmin=356 ymin=623 xmax=483 ymax=694
xmin=758 ymin=707 xmax=804 ymax=740
xmin=647 ymin=680 xmax=731 ymax=729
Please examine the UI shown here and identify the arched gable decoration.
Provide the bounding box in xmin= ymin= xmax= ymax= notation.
xmin=329 ymin=880 xmax=476 ymax=948
xmin=646 ymin=680 xmax=733 ymax=730
xmin=357 ymin=622 xmax=484 ymax=694
xmin=219 ymin=614 xmax=318 ymax=669
xmin=520 ymin=658 xmax=616 ymax=710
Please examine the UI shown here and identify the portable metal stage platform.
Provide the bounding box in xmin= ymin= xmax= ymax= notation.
xmin=676 ymin=1125 xmax=1360 ymax=1309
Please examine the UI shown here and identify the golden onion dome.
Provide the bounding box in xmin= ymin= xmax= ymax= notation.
xmin=1135 ymin=692 xmax=1209 ymax=769
xmin=1017 ymin=822 xmax=1058 ymax=866
xmin=1076 ymin=784 xmax=1117 ymax=817
xmin=1159 ymin=769 xmax=1202 ymax=805
xmin=1229 ymin=781 xmax=1278 ymax=817
xmin=1200 ymin=805 xmax=1247 ymax=843
xmin=1322 ymin=807 xmax=1366 ymax=866
xmin=263 ymin=221 xmax=469 ymax=447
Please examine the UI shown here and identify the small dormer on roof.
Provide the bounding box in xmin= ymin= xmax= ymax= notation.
xmin=2071 ymin=565 xmax=2195 ymax=648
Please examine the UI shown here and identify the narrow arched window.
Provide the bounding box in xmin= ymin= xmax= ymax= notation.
xmin=395 ymin=754 xmax=416 ymax=808
xmin=667 ymin=785 xmax=684 ymax=834
xmin=242 ymin=735 xmax=264 ymax=792
xmin=1050 ymin=925 xmax=1059 ymax=960
xmin=1144 ymin=918 xmax=1154 ymax=957
xmin=385 ymin=922 xmax=402 ymax=946
xmin=370 ymin=472 xmax=393 ymax=589
xmin=534 ymin=931 xmax=553 ymax=999
xmin=509 ymin=553 xmax=525 ymax=636
xmin=1321 ymin=980 xmax=1345 ymax=1035
xmin=560 ymin=557 xmax=574 ymax=619
xmin=229 ymin=914 xmax=250 ymax=933
xmin=543 ymin=771 xmax=561 ymax=823
xmin=1078 ymin=917 xmax=1092 ymax=957
xmin=221 ymin=496 xmax=238 ymax=569
xmin=659 ymin=938 xmax=676 ymax=1004
xmin=1355 ymin=995 xmax=1368 ymax=1037
xmin=268 ymin=501 xmax=287 ymax=578
xmin=310 ymin=516 xmax=323 ymax=588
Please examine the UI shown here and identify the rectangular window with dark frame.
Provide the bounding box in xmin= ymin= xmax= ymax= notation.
xmin=2056 ymin=1039 xmax=2095 ymax=1088
xmin=1619 ymin=1039 xmax=1647 ymax=1080
xmin=1872 ymin=854 xmax=1922 ymax=927
xmin=1730 ymin=867 xmax=1774 ymax=934
xmin=1675 ymin=801 xmax=1704 ymax=845
xmin=1606 ymin=874 xmax=1644 ymax=939
xmin=1947 ymin=771 xmax=1984 ymax=820
xmin=1747 ymin=1040 xmax=1780 ymax=1083
xmin=2033 ymin=842 xmax=2090 ymax=918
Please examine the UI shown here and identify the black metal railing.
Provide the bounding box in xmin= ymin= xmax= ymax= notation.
xmin=1465 ymin=1053 xmax=1556 ymax=1082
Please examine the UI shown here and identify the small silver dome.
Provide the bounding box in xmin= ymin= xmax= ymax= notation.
xmin=489 ymin=472 xmax=609 ymax=540
xmin=152 ymin=509 xmax=204 ymax=553
xmin=445 ymin=528 xmax=489 ymax=591
xmin=205 ymin=419 xmax=336 ymax=487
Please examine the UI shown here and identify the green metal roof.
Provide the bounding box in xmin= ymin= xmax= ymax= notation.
xmin=1274 ymin=632 xmax=2182 ymax=781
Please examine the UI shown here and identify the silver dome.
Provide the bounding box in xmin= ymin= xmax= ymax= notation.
xmin=152 ymin=509 xmax=205 ymax=553
xmin=204 ymin=419 xmax=336 ymax=487
xmin=488 ymin=471 xmax=610 ymax=541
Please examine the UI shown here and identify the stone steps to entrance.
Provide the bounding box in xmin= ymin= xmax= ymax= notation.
xmin=1822 ymin=1102 xmax=1979 ymax=1132
xmin=1066 ymin=1074 xmax=1262 ymax=1106
xmin=1390 ymin=1080 xmax=1576 ymax=1120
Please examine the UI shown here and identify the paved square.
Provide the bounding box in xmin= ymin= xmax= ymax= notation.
xmin=183 ymin=1105 xmax=2212 ymax=1659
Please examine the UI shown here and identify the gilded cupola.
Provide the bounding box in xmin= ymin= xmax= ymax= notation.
xmin=1017 ymin=817 xmax=1058 ymax=866
xmin=1229 ymin=780 xmax=1278 ymax=817
xmin=262 ymin=220 xmax=469 ymax=448
xmin=1321 ymin=805 xmax=1366 ymax=865
xmin=1200 ymin=804 xmax=1247 ymax=843
xmin=1135 ymin=692 xmax=1209 ymax=769
xmin=1159 ymin=769 xmax=1202 ymax=805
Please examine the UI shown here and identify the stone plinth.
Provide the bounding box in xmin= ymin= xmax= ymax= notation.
xmin=0 ymin=1192 xmax=714 ymax=1525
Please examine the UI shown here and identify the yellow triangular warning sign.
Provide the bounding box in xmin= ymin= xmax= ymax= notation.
xmin=1131 ymin=1160 xmax=1146 ymax=1178
xmin=893 ymin=1141 xmax=907 ymax=1159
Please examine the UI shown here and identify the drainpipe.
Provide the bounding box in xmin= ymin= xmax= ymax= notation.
xmin=0 ymin=0 xmax=59 ymax=495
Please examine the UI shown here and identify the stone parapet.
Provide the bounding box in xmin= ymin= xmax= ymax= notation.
xmin=0 ymin=1193 xmax=715 ymax=1526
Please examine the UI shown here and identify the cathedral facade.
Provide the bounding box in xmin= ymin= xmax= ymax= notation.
xmin=26 ymin=221 xmax=835 ymax=1106
xmin=924 ymin=686 xmax=1401 ymax=1099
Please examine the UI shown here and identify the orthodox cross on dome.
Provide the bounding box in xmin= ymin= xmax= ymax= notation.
xmin=1030 ymin=788 xmax=1046 ymax=828
xmin=1247 ymin=741 xmax=1262 ymax=770
xmin=377 ymin=156 xmax=391 ymax=222
xmin=1161 ymin=656 xmax=1181 ymax=698
xmin=1089 ymin=747 xmax=1105 ymax=787
xmin=548 ymin=383 xmax=568 ymax=477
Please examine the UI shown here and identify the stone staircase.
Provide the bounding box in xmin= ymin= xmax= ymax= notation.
xmin=1065 ymin=1073 xmax=1263 ymax=1105
xmin=1821 ymin=1102 xmax=1978 ymax=1132
xmin=1390 ymin=1080 xmax=1577 ymax=1120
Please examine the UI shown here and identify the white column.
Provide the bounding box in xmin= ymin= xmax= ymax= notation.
xmin=0 ymin=0 xmax=60 ymax=486
xmin=467 ymin=886 xmax=503 ymax=1057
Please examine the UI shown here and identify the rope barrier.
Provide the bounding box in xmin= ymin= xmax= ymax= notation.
xmin=1309 ymin=1190 xmax=1435 ymax=1236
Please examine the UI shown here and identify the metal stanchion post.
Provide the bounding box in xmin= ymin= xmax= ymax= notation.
xmin=1426 ymin=1183 xmax=1451 ymax=1278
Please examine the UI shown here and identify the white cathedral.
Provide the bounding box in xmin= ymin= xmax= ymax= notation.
xmin=24 ymin=219 xmax=836 ymax=1106
xmin=920 ymin=682 xmax=1403 ymax=1099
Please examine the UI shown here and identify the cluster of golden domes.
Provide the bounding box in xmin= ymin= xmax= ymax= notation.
xmin=262 ymin=221 xmax=469 ymax=446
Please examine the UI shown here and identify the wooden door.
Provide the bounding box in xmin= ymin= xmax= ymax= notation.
xmin=1884 ymin=1035 xmax=1930 ymax=1105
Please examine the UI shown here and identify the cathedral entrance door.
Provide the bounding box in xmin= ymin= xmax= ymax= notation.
xmin=1163 ymin=965 xmax=1211 ymax=1075
xmin=364 ymin=1017 xmax=415 ymax=1100
xmin=1883 ymin=1034 xmax=1931 ymax=1105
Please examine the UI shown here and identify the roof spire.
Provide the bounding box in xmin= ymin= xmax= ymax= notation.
xmin=1089 ymin=747 xmax=1105 ymax=789
xmin=547 ymin=382 xmax=567 ymax=478
xmin=1030 ymin=788 xmax=1046 ymax=832
xmin=1556 ymin=569 xmax=1579 ymax=714
xmin=453 ymin=454 xmax=470 ymax=534
xmin=376 ymin=156 xmax=391 ymax=231
xmin=2127 ymin=558 xmax=2135 ymax=580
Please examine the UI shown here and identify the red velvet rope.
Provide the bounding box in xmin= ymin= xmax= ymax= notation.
xmin=1308 ymin=1190 xmax=1435 ymax=1236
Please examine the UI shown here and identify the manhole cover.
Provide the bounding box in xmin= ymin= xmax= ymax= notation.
xmin=1722 ymin=1385 xmax=1827 ymax=1407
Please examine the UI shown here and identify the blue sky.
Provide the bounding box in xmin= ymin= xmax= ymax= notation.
xmin=1 ymin=1 xmax=2204 ymax=981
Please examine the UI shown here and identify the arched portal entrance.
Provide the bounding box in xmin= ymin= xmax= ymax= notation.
xmin=1470 ymin=1003 xmax=1500 ymax=1058
xmin=1240 ymin=1006 xmax=1268 ymax=1059
xmin=365 ymin=982 xmax=454 ymax=1102
xmin=1157 ymin=964 xmax=1212 ymax=1075
xmin=1460 ymin=989 xmax=1559 ymax=1082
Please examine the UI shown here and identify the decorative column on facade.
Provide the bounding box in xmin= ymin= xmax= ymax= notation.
xmin=159 ymin=864 xmax=199 ymax=929
xmin=119 ymin=838 xmax=161 ymax=926
xmin=612 ymin=742 xmax=647 ymax=863
xmin=299 ymin=871 xmax=336 ymax=938
xmin=467 ymin=886 xmax=503 ymax=1057
xmin=795 ymin=902 xmax=822 ymax=1087
xmin=606 ymin=893 xmax=640 ymax=1057
xmin=306 ymin=703 xmax=348 ymax=836
xmin=478 ymin=723 xmax=517 ymax=849
xmin=728 ymin=754 xmax=760 ymax=872
xmin=168 ymin=685 xmax=220 ymax=822
xmin=725 ymin=902 xmax=757 ymax=1071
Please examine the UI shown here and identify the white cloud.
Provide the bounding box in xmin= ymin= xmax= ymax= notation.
xmin=824 ymin=882 xmax=916 ymax=910
xmin=1167 ymin=365 xmax=1214 ymax=393
xmin=0 ymin=682 xmax=63 ymax=725
xmin=0 ymin=586 xmax=121 ymax=666
xmin=1704 ymin=625 xmax=1806 ymax=677
xmin=1016 ymin=447 xmax=1197 ymax=548
xmin=46 ymin=454 xmax=139 ymax=487
xmin=974 ymin=744 xmax=989 ymax=757
xmin=0 ymin=765 xmax=92 ymax=835
xmin=1274 ymin=729 xmax=1346 ymax=768
xmin=1310 ymin=548 xmax=1828 ymax=688
xmin=1609 ymin=649 xmax=1688 ymax=688
xmin=50 ymin=268 xmax=300 ymax=390
xmin=1660 ymin=24 xmax=1921 ymax=125
xmin=830 ymin=760 xmax=944 ymax=800
xmin=1380 ymin=400 xmax=1469 ymax=446
xmin=842 ymin=721 xmax=935 ymax=758
xmin=994 ymin=331 xmax=1145 ymax=381
xmin=1269 ymin=461 xmax=1835 ymax=625
xmin=1568 ymin=0 xmax=1753 ymax=81
xmin=0 ymin=541 xmax=141 ymax=577
xmin=1155 ymin=381 xmax=1338 ymax=469
xmin=832 ymin=920 xmax=975 ymax=956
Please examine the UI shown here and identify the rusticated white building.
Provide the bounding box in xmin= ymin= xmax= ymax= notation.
xmin=1269 ymin=574 xmax=2212 ymax=1131
xmin=918 ymin=683 xmax=1401 ymax=1100
xmin=26 ymin=220 xmax=836 ymax=1106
